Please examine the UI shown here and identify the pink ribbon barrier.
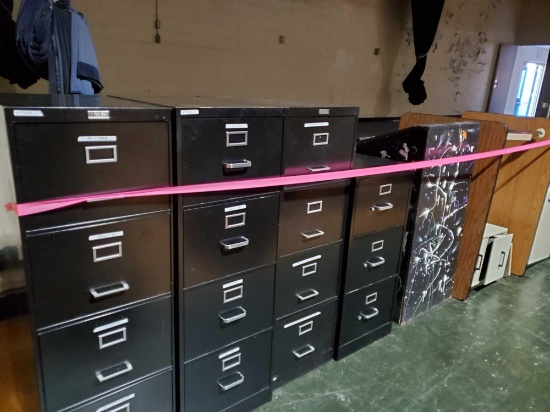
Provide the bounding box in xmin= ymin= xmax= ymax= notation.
xmin=10 ymin=138 xmax=550 ymax=217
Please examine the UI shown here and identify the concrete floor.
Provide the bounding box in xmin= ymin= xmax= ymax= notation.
xmin=259 ymin=259 xmax=550 ymax=412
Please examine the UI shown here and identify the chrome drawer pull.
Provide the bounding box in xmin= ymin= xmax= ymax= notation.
xmin=95 ymin=393 xmax=135 ymax=412
xmin=90 ymin=281 xmax=129 ymax=299
xmin=364 ymin=257 xmax=386 ymax=268
xmin=96 ymin=360 xmax=133 ymax=383
xmin=296 ymin=289 xmax=320 ymax=302
xmin=220 ymin=236 xmax=249 ymax=251
xmin=293 ymin=344 xmax=316 ymax=359
xmin=218 ymin=371 xmax=245 ymax=391
xmin=219 ymin=306 xmax=247 ymax=324
xmin=306 ymin=165 xmax=331 ymax=173
xmin=301 ymin=230 xmax=325 ymax=240
xmin=370 ymin=202 xmax=394 ymax=211
xmin=358 ymin=308 xmax=379 ymax=321
xmin=223 ymin=160 xmax=252 ymax=170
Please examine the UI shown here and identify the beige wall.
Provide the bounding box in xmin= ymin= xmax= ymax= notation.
xmin=516 ymin=0 xmax=550 ymax=45
xmin=0 ymin=0 xmax=520 ymax=116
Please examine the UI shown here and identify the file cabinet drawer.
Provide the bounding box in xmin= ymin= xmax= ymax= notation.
xmin=272 ymin=299 xmax=337 ymax=385
xmin=283 ymin=117 xmax=355 ymax=176
xmin=345 ymin=227 xmax=403 ymax=292
xmin=183 ymin=193 xmax=279 ymax=288
xmin=13 ymin=122 xmax=170 ymax=202
xmin=29 ymin=213 xmax=171 ymax=328
xmin=184 ymin=266 xmax=275 ymax=361
xmin=182 ymin=117 xmax=283 ymax=184
xmin=39 ymin=297 xmax=172 ymax=412
xmin=70 ymin=370 xmax=173 ymax=412
xmin=352 ymin=173 xmax=412 ymax=237
xmin=339 ymin=277 xmax=396 ymax=346
xmin=278 ymin=181 xmax=348 ymax=257
xmin=275 ymin=243 xmax=342 ymax=319
xmin=184 ymin=331 xmax=272 ymax=412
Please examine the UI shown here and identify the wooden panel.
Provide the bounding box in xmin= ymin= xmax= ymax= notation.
xmin=464 ymin=112 xmax=550 ymax=276
xmin=399 ymin=113 xmax=508 ymax=300
xmin=0 ymin=316 xmax=39 ymax=412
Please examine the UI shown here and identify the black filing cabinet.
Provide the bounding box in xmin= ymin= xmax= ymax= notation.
xmin=0 ymin=95 xmax=175 ymax=412
xmin=335 ymin=155 xmax=413 ymax=360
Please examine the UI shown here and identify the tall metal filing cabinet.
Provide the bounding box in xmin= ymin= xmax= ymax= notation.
xmin=272 ymin=107 xmax=357 ymax=387
xmin=355 ymin=123 xmax=480 ymax=324
xmin=0 ymin=95 xmax=175 ymax=412
xmin=335 ymin=155 xmax=413 ymax=360
xmin=169 ymin=99 xmax=284 ymax=412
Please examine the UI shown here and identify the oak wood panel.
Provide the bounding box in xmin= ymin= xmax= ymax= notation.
xmin=464 ymin=112 xmax=550 ymax=276
xmin=399 ymin=113 xmax=508 ymax=300
xmin=0 ymin=316 xmax=39 ymax=412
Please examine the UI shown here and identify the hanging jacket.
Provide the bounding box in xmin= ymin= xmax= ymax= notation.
xmin=0 ymin=0 xmax=39 ymax=88
xmin=16 ymin=0 xmax=102 ymax=94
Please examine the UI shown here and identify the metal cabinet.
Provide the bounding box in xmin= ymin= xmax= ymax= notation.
xmin=0 ymin=95 xmax=175 ymax=412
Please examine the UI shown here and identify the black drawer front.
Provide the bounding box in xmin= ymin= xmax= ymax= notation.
xmin=278 ymin=182 xmax=348 ymax=257
xmin=185 ymin=331 xmax=272 ymax=412
xmin=40 ymin=297 xmax=172 ymax=412
xmin=275 ymin=243 xmax=342 ymax=319
xmin=352 ymin=173 xmax=412 ymax=237
xmin=70 ymin=370 xmax=173 ymax=412
xmin=181 ymin=117 xmax=283 ymax=184
xmin=29 ymin=213 xmax=171 ymax=328
xmin=339 ymin=277 xmax=396 ymax=346
xmin=184 ymin=266 xmax=275 ymax=361
xmin=272 ymin=300 xmax=337 ymax=383
xmin=345 ymin=227 xmax=403 ymax=292
xmin=14 ymin=122 xmax=170 ymax=202
xmin=282 ymin=117 xmax=355 ymax=175
xmin=183 ymin=194 xmax=279 ymax=288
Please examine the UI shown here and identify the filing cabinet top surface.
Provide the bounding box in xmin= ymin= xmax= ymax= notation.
xmin=0 ymin=93 xmax=169 ymax=110
xmin=111 ymin=95 xmax=359 ymax=117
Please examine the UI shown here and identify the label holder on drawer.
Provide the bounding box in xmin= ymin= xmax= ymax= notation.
xmin=306 ymin=201 xmax=323 ymax=214
xmin=225 ymin=212 xmax=246 ymax=229
xmin=379 ymin=183 xmax=392 ymax=195
xmin=223 ymin=279 xmax=244 ymax=303
xmin=293 ymin=255 xmax=322 ymax=277
xmin=313 ymin=133 xmax=329 ymax=146
xmin=219 ymin=347 xmax=242 ymax=372
xmin=85 ymin=145 xmax=118 ymax=164
xmin=95 ymin=393 xmax=135 ymax=412
xmin=226 ymin=130 xmax=249 ymax=147
xmin=371 ymin=240 xmax=384 ymax=252
xmin=93 ymin=241 xmax=123 ymax=263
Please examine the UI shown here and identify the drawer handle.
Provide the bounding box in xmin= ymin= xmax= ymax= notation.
xmin=90 ymin=281 xmax=130 ymax=300
xmin=220 ymin=236 xmax=249 ymax=251
xmin=293 ymin=344 xmax=316 ymax=359
xmin=475 ymin=254 xmax=483 ymax=271
xmin=306 ymin=165 xmax=331 ymax=173
xmin=363 ymin=257 xmax=386 ymax=269
xmin=358 ymin=308 xmax=379 ymax=321
xmin=96 ymin=393 xmax=135 ymax=412
xmin=370 ymin=202 xmax=394 ymax=212
xmin=96 ymin=360 xmax=133 ymax=383
xmin=296 ymin=289 xmax=320 ymax=302
xmin=219 ymin=306 xmax=247 ymax=324
xmin=301 ymin=229 xmax=325 ymax=240
xmin=223 ymin=160 xmax=252 ymax=170
xmin=498 ymin=251 xmax=506 ymax=268
xmin=218 ymin=371 xmax=245 ymax=391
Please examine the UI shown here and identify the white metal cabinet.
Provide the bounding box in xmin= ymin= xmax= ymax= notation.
xmin=529 ymin=184 xmax=550 ymax=265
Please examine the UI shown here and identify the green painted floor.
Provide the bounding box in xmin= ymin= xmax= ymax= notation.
xmin=258 ymin=259 xmax=550 ymax=412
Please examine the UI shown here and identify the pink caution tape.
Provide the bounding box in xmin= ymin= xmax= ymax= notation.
xmin=11 ymin=139 xmax=550 ymax=217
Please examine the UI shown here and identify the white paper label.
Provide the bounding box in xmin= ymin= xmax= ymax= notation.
xmin=304 ymin=122 xmax=329 ymax=128
xmin=319 ymin=109 xmax=330 ymax=115
xmin=89 ymin=231 xmax=124 ymax=241
xmin=225 ymin=124 xmax=248 ymax=129
xmin=87 ymin=110 xmax=110 ymax=120
xmin=180 ymin=109 xmax=200 ymax=115
xmin=13 ymin=110 xmax=44 ymax=117
xmin=224 ymin=204 xmax=247 ymax=212
xmin=78 ymin=136 xmax=117 ymax=143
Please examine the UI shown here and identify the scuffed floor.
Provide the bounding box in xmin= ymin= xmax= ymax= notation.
xmin=258 ymin=259 xmax=550 ymax=411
